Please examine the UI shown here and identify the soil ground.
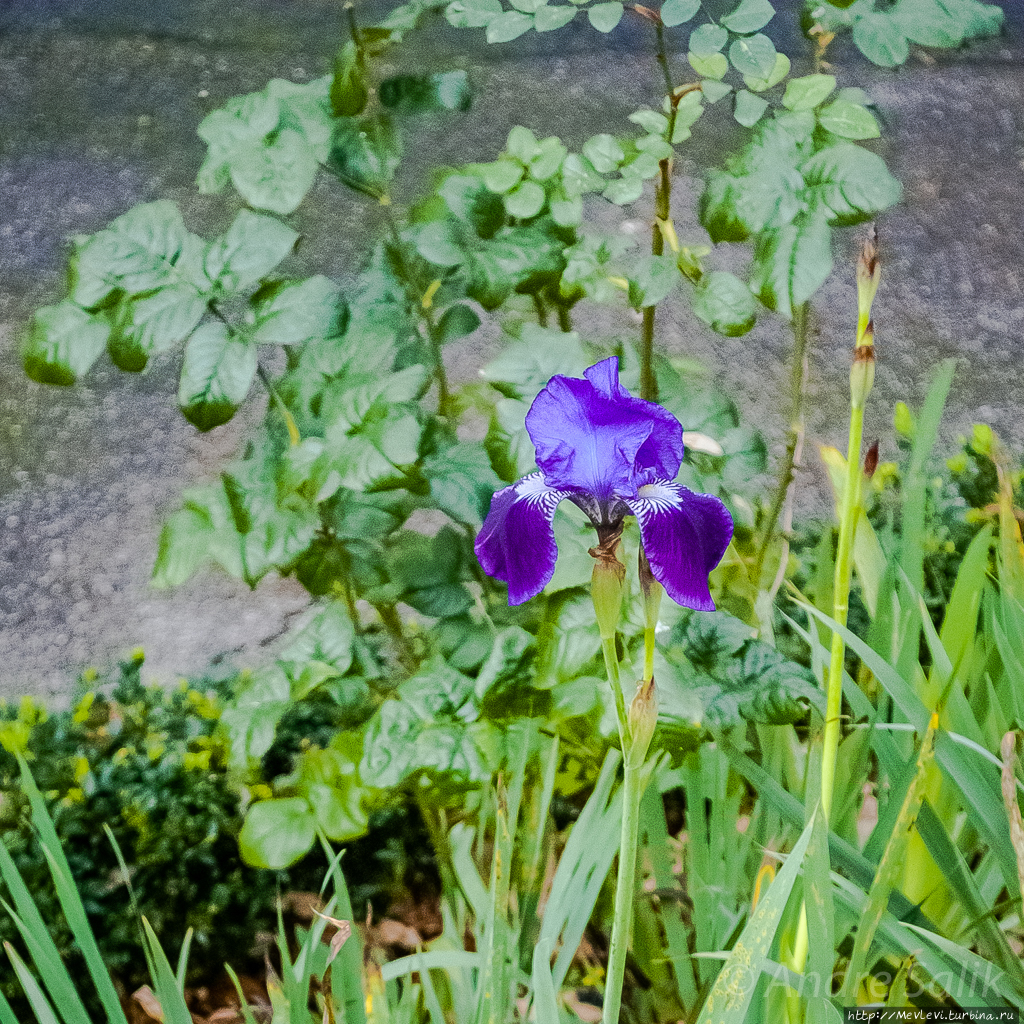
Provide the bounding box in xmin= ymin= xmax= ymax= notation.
xmin=0 ymin=0 xmax=1021 ymax=701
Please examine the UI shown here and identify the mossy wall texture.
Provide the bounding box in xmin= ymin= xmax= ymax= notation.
xmin=0 ymin=0 xmax=1021 ymax=698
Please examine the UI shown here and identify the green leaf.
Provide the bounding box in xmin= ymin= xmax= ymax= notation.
xmin=749 ymin=212 xmax=832 ymax=318
xmin=852 ymin=11 xmax=909 ymax=66
xmin=550 ymin=194 xmax=583 ymax=226
xmin=528 ymin=136 xmax=567 ymax=179
xmin=507 ymin=127 xmax=540 ymax=164
xmin=378 ymin=71 xmax=472 ymax=113
xmin=603 ymin=174 xmax=645 ymax=205
xmin=782 ymin=73 xmax=836 ymax=111
xmin=700 ymin=79 xmax=733 ymax=103
xmin=504 ymin=180 xmax=546 ymax=218
xmin=629 ymin=109 xmax=669 ymax=134
xmin=240 ymin=798 xmax=317 ymax=868
xmin=178 ymin=322 xmax=257 ymax=431
xmin=486 ymin=10 xmax=535 ymax=41
xmin=534 ymin=3 xmax=576 ymax=29
xmin=817 ymin=98 xmax=880 ymax=139
xmin=659 ymin=0 xmax=700 ymax=27
xmin=328 ymin=115 xmax=403 ymax=196
xmin=252 ymin=275 xmax=345 ymax=346
xmin=304 ymin=781 xmax=368 ymax=842
xmin=23 ymin=301 xmax=109 ymax=385
xmin=733 ymin=89 xmax=768 ymax=127
xmin=435 ymin=302 xmax=482 ymax=344
xmin=721 ymin=0 xmax=775 ymax=33
xmin=689 ymin=22 xmax=728 ymax=54
xmin=281 ymin=602 xmax=355 ymax=674
xmin=728 ymin=33 xmax=777 ymax=78
xmin=510 ymin=0 xmax=547 ymax=13
xmin=152 ymin=506 xmax=212 ymax=587
xmin=232 ymin=129 xmax=320 ymax=214
xmin=423 ymin=441 xmax=504 ymax=527
xmin=743 ymin=51 xmax=790 ymax=91
xmin=446 ymin=0 xmax=503 ymax=28
xmin=481 ymin=324 xmax=591 ymax=397
xmin=330 ymin=41 xmax=368 ymax=117
xmin=483 ymin=157 xmax=525 ymax=194
xmin=109 ymin=286 xmax=207 ymax=371
xmin=583 ymin=133 xmax=625 ymax=174
xmin=588 ymin=2 xmax=623 ymax=31
xmin=415 ymin=221 xmax=465 ymax=268
xmin=800 ymin=143 xmax=902 ymax=225
xmin=628 ymin=253 xmax=679 ymax=309
xmin=70 ymin=200 xmax=208 ymax=308
xmin=688 ymin=51 xmax=728 ymax=79
xmin=205 ymin=209 xmax=299 ymax=293
xmin=692 ymin=271 xmax=756 ymax=336
xmin=561 ymin=153 xmax=606 ymax=196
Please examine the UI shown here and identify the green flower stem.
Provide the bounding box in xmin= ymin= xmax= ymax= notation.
xmin=602 ymin=636 xmax=630 ymax=745
xmin=821 ymin=369 xmax=867 ymax=820
xmin=602 ymin=752 xmax=646 ymax=1024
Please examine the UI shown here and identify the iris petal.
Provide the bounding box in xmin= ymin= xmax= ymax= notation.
xmin=525 ymin=357 xmax=683 ymax=501
xmin=625 ymin=481 xmax=734 ymax=611
xmin=474 ymin=473 xmax=569 ymax=605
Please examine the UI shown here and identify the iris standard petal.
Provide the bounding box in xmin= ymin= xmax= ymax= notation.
xmin=525 ymin=357 xmax=683 ymax=501
xmin=474 ymin=472 xmax=569 ymax=605
xmin=625 ymin=481 xmax=734 ymax=611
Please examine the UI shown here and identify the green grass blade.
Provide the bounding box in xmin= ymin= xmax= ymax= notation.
xmin=693 ymin=817 xmax=815 ymax=1024
xmin=915 ymin=800 xmax=1024 ymax=993
xmin=797 ymin=601 xmax=1020 ymax=890
xmin=140 ymin=918 xmax=195 ymax=1024
xmin=804 ymin=805 xmax=835 ymax=1013
xmin=224 ymin=963 xmax=262 ymax=1024
xmin=0 ymin=984 xmax=21 ymax=1024
xmin=380 ymin=950 xmax=482 ymax=982
xmin=640 ymin=783 xmax=698 ymax=1010
xmin=175 ymin=928 xmax=193 ymax=993
xmin=318 ymin=837 xmax=367 ymax=1024
xmin=0 ymin=843 xmax=92 ymax=1024
xmin=530 ymin=939 xmax=559 ymax=1024
xmin=844 ymin=713 xmax=938 ymax=998
xmin=0 ymin=899 xmax=91 ymax=1024
xmin=417 ymin=955 xmax=446 ymax=1024
xmin=5 ymin=941 xmax=61 ymax=1024
xmin=16 ymin=756 xmax=130 ymax=1024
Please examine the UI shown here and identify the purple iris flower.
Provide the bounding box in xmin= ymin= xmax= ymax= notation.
xmin=475 ymin=357 xmax=734 ymax=608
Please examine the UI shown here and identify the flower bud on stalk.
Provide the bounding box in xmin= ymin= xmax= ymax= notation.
xmin=590 ymin=529 xmax=626 ymax=642
xmin=850 ymin=323 xmax=875 ymax=411
xmin=639 ymin=548 xmax=663 ymax=683
xmin=857 ymin=226 xmax=880 ymax=345
xmin=627 ymin=677 xmax=657 ymax=766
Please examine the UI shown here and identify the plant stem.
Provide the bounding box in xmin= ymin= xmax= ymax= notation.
xmin=602 ymin=755 xmax=645 ymax=1024
xmin=820 ymin=381 xmax=866 ymax=819
xmin=754 ymin=302 xmax=810 ymax=588
xmin=601 ymin=636 xmax=630 ymax=746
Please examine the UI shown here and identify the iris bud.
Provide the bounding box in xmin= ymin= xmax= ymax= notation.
xmin=627 ymin=678 xmax=657 ymax=765
xmin=591 ymin=545 xmax=625 ymax=641
xmin=850 ymin=328 xmax=875 ymax=410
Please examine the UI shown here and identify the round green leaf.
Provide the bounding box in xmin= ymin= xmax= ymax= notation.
xmin=728 ymin=33 xmax=777 ymax=79
xmin=743 ymin=51 xmax=790 ymax=92
xmin=416 ymin=221 xmax=466 ymax=267
xmin=588 ymin=2 xmax=624 ymax=32
xmin=550 ymin=194 xmax=583 ymax=226
xmin=721 ymin=0 xmax=775 ymax=33
xmin=483 ymin=157 xmax=525 ymax=194
xmin=239 ymin=797 xmax=317 ymax=868
xmin=446 ymin=0 xmax=503 ymax=27
xmin=660 ymin=0 xmax=700 ymax=27
xmin=507 ymin=125 xmax=541 ymax=163
xmin=436 ymin=302 xmax=482 ymax=343
xmin=603 ymin=175 xmax=645 ymax=205
xmin=582 ymin=133 xmax=625 ymax=173
xmin=528 ymin=136 xmax=568 ymax=180
xmin=534 ymin=3 xmax=577 ymax=30
xmin=688 ymin=22 xmax=728 ymax=55
xmin=486 ymin=10 xmax=535 ymax=41
xmin=178 ymin=322 xmax=257 ymax=431
xmin=692 ymin=271 xmax=756 ymax=337
xmin=504 ymin=180 xmax=545 ymax=219
xmin=689 ymin=51 xmax=729 ymax=79
xmin=561 ymin=153 xmax=606 ymax=196
xmin=782 ymin=73 xmax=837 ymax=111
xmin=700 ymin=80 xmax=733 ymax=104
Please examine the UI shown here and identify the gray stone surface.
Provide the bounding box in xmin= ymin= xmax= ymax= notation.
xmin=0 ymin=1 xmax=1021 ymax=701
